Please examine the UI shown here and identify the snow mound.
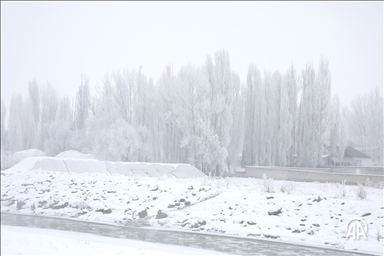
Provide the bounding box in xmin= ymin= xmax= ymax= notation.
xmin=4 ymin=157 xmax=47 ymax=173
xmin=4 ymin=157 xmax=206 ymax=178
xmin=1 ymin=150 xmax=13 ymax=170
xmin=55 ymin=150 xmax=97 ymax=160
xmin=7 ymin=149 xmax=47 ymax=168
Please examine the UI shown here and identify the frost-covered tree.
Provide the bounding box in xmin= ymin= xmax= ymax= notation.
xmin=27 ymin=80 xmax=41 ymax=148
xmin=1 ymin=98 xmax=7 ymax=150
xmin=74 ymin=74 xmax=90 ymax=130
xmin=21 ymin=98 xmax=36 ymax=149
xmin=156 ymin=65 xmax=183 ymax=164
xmin=227 ymin=72 xmax=244 ymax=170
xmin=242 ymin=64 xmax=263 ymax=166
xmin=86 ymin=73 xmax=154 ymax=162
xmin=43 ymin=95 xmax=74 ymax=156
xmin=7 ymin=94 xmax=24 ymax=152
xmin=93 ymin=118 xmax=140 ymax=162
xmin=314 ymin=57 xmax=331 ymax=165
xmin=285 ymin=65 xmax=299 ymax=166
xmin=136 ymin=66 xmax=152 ymax=127
xmin=57 ymin=96 xmax=72 ymax=123
xmin=28 ymin=80 xmax=40 ymax=128
xmin=145 ymin=78 xmax=165 ymax=163
xmin=263 ymin=71 xmax=279 ymax=166
xmin=136 ymin=125 xmax=153 ymax=162
xmin=160 ymin=65 xmax=226 ymax=175
xmin=44 ymin=118 xmax=72 ymax=156
xmin=348 ymin=87 xmax=383 ymax=165
xmin=329 ymin=95 xmax=349 ymax=165
xmin=205 ymin=50 xmax=235 ymax=173
xmin=40 ymin=83 xmax=59 ymax=151
xmin=202 ymin=51 xmax=235 ymax=171
xmin=297 ymin=58 xmax=331 ymax=167
xmin=41 ymin=83 xmax=59 ymax=125
xmin=297 ymin=63 xmax=317 ymax=167
xmin=104 ymin=67 xmax=139 ymax=123
xmin=277 ymin=72 xmax=293 ymax=167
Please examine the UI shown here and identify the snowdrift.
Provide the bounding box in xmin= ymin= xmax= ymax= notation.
xmin=12 ymin=149 xmax=46 ymax=162
xmin=55 ymin=150 xmax=97 ymax=160
xmin=7 ymin=149 xmax=46 ymax=168
xmin=4 ymin=157 xmax=206 ymax=178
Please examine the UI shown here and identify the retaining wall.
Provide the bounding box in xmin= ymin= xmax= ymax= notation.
xmin=244 ymin=166 xmax=384 ymax=184
xmin=239 ymin=166 xmax=384 ymax=185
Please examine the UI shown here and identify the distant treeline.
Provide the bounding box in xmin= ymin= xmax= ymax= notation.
xmin=1 ymin=50 xmax=383 ymax=174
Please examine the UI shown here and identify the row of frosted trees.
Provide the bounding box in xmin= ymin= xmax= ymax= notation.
xmin=1 ymin=50 xmax=383 ymax=174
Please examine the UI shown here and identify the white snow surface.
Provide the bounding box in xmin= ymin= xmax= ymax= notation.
xmin=55 ymin=150 xmax=97 ymax=160
xmin=1 ymin=160 xmax=383 ymax=255
xmin=1 ymin=225 xmax=229 ymax=255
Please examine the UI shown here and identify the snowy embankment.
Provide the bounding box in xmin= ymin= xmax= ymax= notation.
xmin=1 ymin=157 xmax=383 ymax=255
xmin=1 ymin=225 xmax=229 ymax=255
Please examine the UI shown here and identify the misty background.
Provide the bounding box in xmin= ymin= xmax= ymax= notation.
xmin=1 ymin=2 xmax=383 ymax=173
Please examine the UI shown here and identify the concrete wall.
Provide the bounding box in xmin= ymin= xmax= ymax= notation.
xmin=242 ymin=166 xmax=383 ymax=185
xmin=225 ymin=171 xmax=246 ymax=178
xmin=330 ymin=166 xmax=384 ymax=175
xmin=361 ymin=158 xmax=373 ymax=167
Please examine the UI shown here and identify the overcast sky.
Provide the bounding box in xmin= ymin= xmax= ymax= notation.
xmin=1 ymin=2 xmax=383 ymax=109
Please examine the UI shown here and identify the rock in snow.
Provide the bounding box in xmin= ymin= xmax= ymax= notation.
xmin=268 ymin=207 xmax=282 ymax=216
xmin=155 ymin=210 xmax=168 ymax=219
xmin=138 ymin=209 xmax=147 ymax=218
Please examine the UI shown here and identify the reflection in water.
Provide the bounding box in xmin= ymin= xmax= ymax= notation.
xmin=1 ymin=213 xmax=365 ymax=256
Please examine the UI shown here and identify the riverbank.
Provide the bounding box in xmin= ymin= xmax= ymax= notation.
xmin=1 ymin=167 xmax=383 ymax=255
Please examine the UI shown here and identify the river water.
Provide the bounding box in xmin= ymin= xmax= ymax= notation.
xmin=1 ymin=213 xmax=372 ymax=256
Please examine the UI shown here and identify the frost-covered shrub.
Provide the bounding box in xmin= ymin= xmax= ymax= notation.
xmin=375 ymin=181 xmax=383 ymax=189
xmin=337 ymin=179 xmax=347 ymax=198
xmin=224 ymin=177 xmax=232 ymax=189
xmin=262 ymin=173 xmax=274 ymax=193
xmin=213 ymin=177 xmax=232 ymax=189
xmin=215 ymin=178 xmax=223 ymax=189
xmin=280 ymin=182 xmax=296 ymax=194
xmin=200 ymin=176 xmax=213 ymax=187
xmin=356 ymin=183 xmax=367 ymax=200
xmin=377 ymin=229 xmax=383 ymax=242
xmin=365 ymin=178 xmax=374 ymax=188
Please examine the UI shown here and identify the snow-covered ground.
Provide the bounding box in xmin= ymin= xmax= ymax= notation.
xmin=1 ymin=225 xmax=229 ymax=255
xmin=1 ymin=157 xmax=383 ymax=255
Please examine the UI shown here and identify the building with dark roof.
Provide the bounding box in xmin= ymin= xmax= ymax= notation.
xmin=331 ymin=146 xmax=373 ymax=167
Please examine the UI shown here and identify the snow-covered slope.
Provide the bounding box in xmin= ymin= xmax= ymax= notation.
xmin=1 ymin=165 xmax=382 ymax=255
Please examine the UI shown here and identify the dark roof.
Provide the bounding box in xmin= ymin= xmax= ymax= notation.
xmin=344 ymin=146 xmax=371 ymax=159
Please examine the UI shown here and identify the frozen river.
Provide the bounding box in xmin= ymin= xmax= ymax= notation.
xmin=1 ymin=213 xmax=372 ymax=256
